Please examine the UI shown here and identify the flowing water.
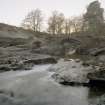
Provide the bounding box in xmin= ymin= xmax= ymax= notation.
xmin=0 ymin=64 xmax=105 ymax=105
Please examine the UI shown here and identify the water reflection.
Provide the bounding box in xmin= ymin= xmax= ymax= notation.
xmin=88 ymin=86 xmax=105 ymax=98
xmin=87 ymin=86 xmax=105 ymax=105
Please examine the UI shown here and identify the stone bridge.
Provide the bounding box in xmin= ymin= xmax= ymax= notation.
xmin=60 ymin=37 xmax=81 ymax=45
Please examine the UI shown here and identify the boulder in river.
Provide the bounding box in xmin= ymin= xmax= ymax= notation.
xmin=87 ymin=70 xmax=105 ymax=86
xmin=23 ymin=56 xmax=57 ymax=65
xmin=0 ymin=65 xmax=11 ymax=72
xmin=49 ymin=59 xmax=92 ymax=85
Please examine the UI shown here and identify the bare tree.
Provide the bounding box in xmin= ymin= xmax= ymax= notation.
xmin=64 ymin=18 xmax=72 ymax=35
xmin=21 ymin=9 xmax=43 ymax=32
xmin=71 ymin=16 xmax=84 ymax=32
xmin=47 ymin=11 xmax=65 ymax=35
xmin=47 ymin=11 xmax=58 ymax=34
xmin=56 ymin=13 xmax=65 ymax=34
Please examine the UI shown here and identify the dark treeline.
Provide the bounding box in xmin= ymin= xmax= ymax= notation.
xmin=21 ymin=1 xmax=105 ymax=35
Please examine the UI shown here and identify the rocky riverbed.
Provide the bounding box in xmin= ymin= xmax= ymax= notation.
xmin=0 ymin=46 xmax=57 ymax=72
xmin=0 ymin=64 xmax=105 ymax=105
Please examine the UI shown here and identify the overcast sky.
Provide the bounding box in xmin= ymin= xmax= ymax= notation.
xmin=0 ymin=0 xmax=104 ymax=26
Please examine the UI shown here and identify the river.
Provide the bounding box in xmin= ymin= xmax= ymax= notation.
xmin=0 ymin=64 xmax=105 ymax=105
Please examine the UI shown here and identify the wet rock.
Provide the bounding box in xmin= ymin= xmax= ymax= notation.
xmin=0 ymin=65 xmax=11 ymax=72
xmin=0 ymin=90 xmax=15 ymax=99
xmin=82 ymin=59 xmax=97 ymax=67
xmin=82 ymin=62 xmax=90 ymax=67
xmin=10 ymin=64 xmax=24 ymax=71
xmin=77 ymin=47 xmax=105 ymax=56
xmin=23 ymin=57 xmax=57 ymax=65
xmin=88 ymin=70 xmax=105 ymax=80
xmin=89 ymin=48 xmax=105 ymax=56
xmin=87 ymin=70 xmax=105 ymax=86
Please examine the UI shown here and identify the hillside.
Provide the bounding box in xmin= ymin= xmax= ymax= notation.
xmin=0 ymin=23 xmax=105 ymax=72
xmin=0 ymin=23 xmax=57 ymax=72
xmin=0 ymin=23 xmax=35 ymax=39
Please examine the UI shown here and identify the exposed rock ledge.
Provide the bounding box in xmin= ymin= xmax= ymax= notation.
xmin=87 ymin=70 xmax=105 ymax=86
xmin=0 ymin=47 xmax=57 ymax=72
xmin=49 ymin=59 xmax=93 ymax=86
xmin=49 ymin=58 xmax=105 ymax=86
